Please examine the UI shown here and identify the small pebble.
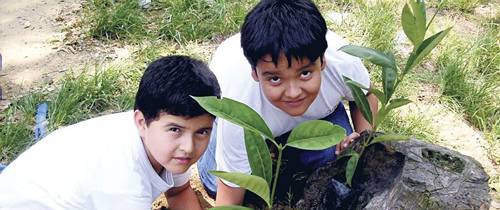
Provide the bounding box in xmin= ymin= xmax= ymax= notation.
xmin=24 ymin=21 xmax=31 ymax=28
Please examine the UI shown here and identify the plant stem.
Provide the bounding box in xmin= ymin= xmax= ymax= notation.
xmin=426 ymin=1 xmax=444 ymax=31
xmin=270 ymin=144 xmax=283 ymax=208
xmin=365 ymin=131 xmax=374 ymax=149
xmin=268 ymin=138 xmax=280 ymax=149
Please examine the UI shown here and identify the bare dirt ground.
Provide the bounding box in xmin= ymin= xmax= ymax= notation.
xmin=0 ymin=0 xmax=126 ymax=106
xmin=0 ymin=0 xmax=498 ymax=209
xmin=1 ymin=0 xmax=85 ymax=99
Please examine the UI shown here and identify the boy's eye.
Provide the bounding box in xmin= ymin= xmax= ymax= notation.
xmin=269 ymin=76 xmax=281 ymax=84
xmin=197 ymin=129 xmax=211 ymax=136
xmin=300 ymin=71 xmax=312 ymax=79
xmin=168 ymin=127 xmax=181 ymax=133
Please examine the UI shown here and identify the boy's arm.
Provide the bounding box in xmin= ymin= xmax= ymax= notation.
xmin=215 ymin=178 xmax=246 ymax=206
xmin=350 ymin=92 xmax=378 ymax=133
xmin=165 ymin=182 xmax=202 ymax=210
xmin=337 ymin=92 xmax=377 ymax=154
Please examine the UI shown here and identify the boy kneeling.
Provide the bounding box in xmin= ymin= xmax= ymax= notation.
xmin=0 ymin=56 xmax=220 ymax=210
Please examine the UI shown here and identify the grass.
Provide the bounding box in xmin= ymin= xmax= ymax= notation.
xmin=47 ymin=66 xmax=139 ymax=129
xmin=0 ymin=94 xmax=45 ymax=164
xmin=428 ymin=0 xmax=488 ymax=13
xmin=379 ymin=111 xmax=438 ymax=143
xmin=326 ymin=0 xmax=400 ymax=87
xmin=156 ymin=0 xmax=256 ymax=43
xmin=437 ymin=22 xmax=499 ymax=161
xmin=438 ymin=25 xmax=499 ymax=131
xmin=83 ymin=0 xmax=256 ymax=43
xmin=132 ymin=40 xmax=214 ymax=72
xmin=84 ymin=0 xmax=148 ymax=41
xmin=0 ymin=65 xmax=140 ymax=163
xmin=328 ymin=0 xmax=399 ymax=54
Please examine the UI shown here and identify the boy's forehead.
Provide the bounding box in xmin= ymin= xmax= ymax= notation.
xmin=258 ymin=53 xmax=314 ymax=68
xmin=157 ymin=111 xmax=213 ymax=120
xmin=148 ymin=111 xmax=209 ymax=124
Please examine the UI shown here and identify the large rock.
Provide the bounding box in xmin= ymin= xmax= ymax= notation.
xmin=296 ymin=139 xmax=491 ymax=210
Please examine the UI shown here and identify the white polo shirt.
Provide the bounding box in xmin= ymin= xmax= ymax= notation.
xmin=210 ymin=31 xmax=370 ymax=186
xmin=0 ymin=111 xmax=189 ymax=209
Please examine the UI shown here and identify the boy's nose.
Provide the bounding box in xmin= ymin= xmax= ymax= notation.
xmin=179 ymin=136 xmax=194 ymax=154
xmin=284 ymin=82 xmax=302 ymax=99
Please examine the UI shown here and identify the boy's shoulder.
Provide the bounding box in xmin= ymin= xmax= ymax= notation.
xmin=0 ymin=111 xmax=148 ymax=209
xmin=219 ymin=33 xmax=241 ymax=48
xmin=324 ymin=31 xmax=369 ymax=72
xmin=57 ymin=111 xmax=134 ymax=134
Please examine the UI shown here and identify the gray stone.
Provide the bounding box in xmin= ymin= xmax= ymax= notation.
xmin=296 ymin=139 xmax=491 ymax=210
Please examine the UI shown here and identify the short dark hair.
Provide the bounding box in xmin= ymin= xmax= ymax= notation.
xmin=241 ymin=0 xmax=328 ymax=69
xmin=134 ymin=56 xmax=220 ymax=124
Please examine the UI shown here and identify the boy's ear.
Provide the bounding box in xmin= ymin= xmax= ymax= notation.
xmin=134 ymin=110 xmax=147 ymax=138
xmin=251 ymin=69 xmax=259 ymax=82
xmin=320 ymin=55 xmax=326 ymax=71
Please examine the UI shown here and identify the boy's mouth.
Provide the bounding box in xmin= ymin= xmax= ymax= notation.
xmin=173 ymin=157 xmax=192 ymax=164
xmin=283 ymin=97 xmax=306 ymax=108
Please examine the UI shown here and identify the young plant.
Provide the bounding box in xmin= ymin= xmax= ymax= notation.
xmin=338 ymin=0 xmax=451 ymax=185
xmin=193 ymin=97 xmax=346 ymax=210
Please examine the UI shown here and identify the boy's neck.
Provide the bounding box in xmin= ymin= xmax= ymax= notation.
xmin=141 ymin=137 xmax=163 ymax=175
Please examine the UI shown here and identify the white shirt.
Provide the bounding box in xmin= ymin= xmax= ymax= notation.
xmin=0 ymin=111 xmax=189 ymax=210
xmin=210 ymin=31 xmax=370 ymax=186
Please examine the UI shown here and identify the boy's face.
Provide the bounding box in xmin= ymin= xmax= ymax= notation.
xmin=134 ymin=111 xmax=213 ymax=174
xmin=252 ymin=53 xmax=325 ymax=116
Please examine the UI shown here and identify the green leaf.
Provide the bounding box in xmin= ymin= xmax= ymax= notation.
xmin=412 ymin=0 xmax=427 ymax=45
xmin=210 ymin=171 xmax=271 ymax=207
xmin=401 ymin=1 xmax=426 ymax=47
xmin=244 ymin=129 xmax=272 ymax=185
xmin=209 ymin=206 xmax=253 ymax=210
xmin=342 ymin=76 xmax=369 ymax=90
xmin=339 ymin=45 xmax=396 ymax=68
xmin=346 ymin=153 xmax=360 ymax=187
xmin=416 ymin=0 xmax=427 ymax=24
xmin=382 ymin=66 xmax=397 ymax=103
xmin=404 ymin=28 xmax=452 ymax=74
xmin=193 ymin=96 xmax=273 ymax=140
xmin=370 ymin=134 xmax=410 ymax=145
xmin=344 ymin=77 xmax=373 ymax=125
xmin=341 ymin=81 xmax=385 ymax=106
xmin=386 ymin=98 xmax=412 ymax=112
xmin=402 ymin=3 xmax=420 ymax=47
xmin=286 ymin=120 xmax=345 ymax=150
